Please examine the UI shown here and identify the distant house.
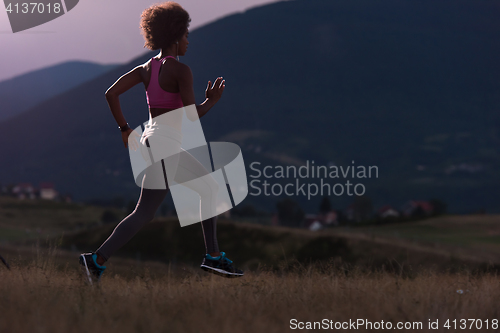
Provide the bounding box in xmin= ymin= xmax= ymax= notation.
xmin=445 ymin=163 xmax=483 ymax=175
xmin=39 ymin=182 xmax=58 ymax=200
xmin=304 ymin=214 xmax=323 ymax=231
xmin=377 ymin=205 xmax=400 ymax=219
xmin=303 ymin=214 xmax=316 ymax=227
xmin=324 ymin=210 xmax=338 ymax=226
xmin=309 ymin=220 xmax=323 ymax=231
xmin=401 ymin=200 xmax=433 ymax=217
xmin=12 ymin=183 xmax=35 ymax=199
xmin=303 ymin=210 xmax=338 ymax=230
xmin=345 ymin=197 xmax=373 ymax=222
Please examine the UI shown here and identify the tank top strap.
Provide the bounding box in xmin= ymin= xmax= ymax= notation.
xmin=148 ymin=58 xmax=159 ymax=90
xmin=160 ymin=55 xmax=177 ymax=62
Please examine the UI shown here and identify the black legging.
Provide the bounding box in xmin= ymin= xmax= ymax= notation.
xmin=95 ymin=173 xmax=219 ymax=262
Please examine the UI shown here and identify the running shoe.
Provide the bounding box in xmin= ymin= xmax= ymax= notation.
xmin=200 ymin=252 xmax=244 ymax=278
xmin=79 ymin=252 xmax=106 ymax=285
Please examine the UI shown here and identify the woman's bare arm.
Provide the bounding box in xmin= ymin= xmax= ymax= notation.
xmin=177 ymin=64 xmax=225 ymax=119
xmin=105 ymin=66 xmax=143 ymax=128
xmin=105 ymin=65 xmax=143 ymax=148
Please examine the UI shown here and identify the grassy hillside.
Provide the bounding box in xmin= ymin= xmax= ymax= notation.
xmin=3 ymin=196 xmax=500 ymax=273
xmin=0 ymin=196 xmax=125 ymax=243
xmin=332 ymin=215 xmax=500 ymax=262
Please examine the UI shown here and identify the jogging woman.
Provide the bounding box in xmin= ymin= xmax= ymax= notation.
xmin=79 ymin=1 xmax=243 ymax=284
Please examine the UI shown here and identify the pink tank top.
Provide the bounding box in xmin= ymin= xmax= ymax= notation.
xmin=146 ymin=56 xmax=183 ymax=109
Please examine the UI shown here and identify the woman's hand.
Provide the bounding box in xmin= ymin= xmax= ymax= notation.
xmin=122 ymin=128 xmax=140 ymax=151
xmin=205 ymin=77 xmax=225 ymax=103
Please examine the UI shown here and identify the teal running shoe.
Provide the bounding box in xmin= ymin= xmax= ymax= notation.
xmin=79 ymin=252 xmax=106 ymax=285
xmin=200 ymin=252 xmax=244 ymax=278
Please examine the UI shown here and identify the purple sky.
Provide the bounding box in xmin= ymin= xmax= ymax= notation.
xmin=0 ymin=0 xmax=284 ymax=82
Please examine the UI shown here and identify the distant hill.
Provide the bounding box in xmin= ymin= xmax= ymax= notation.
xmin=1 ymin=196 xmax=498 ymax=272
xmin=0 ymin=0 xmax=499 ymax=214
xmin=9 ymin=207 xmax=499 ymax=272
xmin=0 ymin=61 xmax=119 ymax=122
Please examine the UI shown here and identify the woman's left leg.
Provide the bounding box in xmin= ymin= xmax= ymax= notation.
xmin=95 ymin=173 xmax=169 ymax=263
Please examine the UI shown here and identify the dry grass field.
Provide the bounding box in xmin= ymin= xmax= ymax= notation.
xmin=0 ymin=243 xmax=500 ymax=333
xmin=2 ymin=197 xmax=500 ymax=332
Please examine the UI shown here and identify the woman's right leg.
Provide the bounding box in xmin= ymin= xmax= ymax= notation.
xmin=95 ymin=174 xmax=169 ymax=264
xmin=172 ymin=149 xmax=220 ymax=254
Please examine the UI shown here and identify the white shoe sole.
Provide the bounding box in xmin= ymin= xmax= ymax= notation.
xmin=79 ymin=254 xmax=94 ymax=286
xmin=200 ymin=264 xmax=244 ymax=278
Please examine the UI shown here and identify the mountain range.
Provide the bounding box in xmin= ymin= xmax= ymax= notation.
xmin=0 ymin=61 xmax=119 ymax=122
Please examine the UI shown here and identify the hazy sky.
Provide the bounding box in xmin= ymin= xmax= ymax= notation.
xmin=0 ymin=0 xmax=285 ymax=82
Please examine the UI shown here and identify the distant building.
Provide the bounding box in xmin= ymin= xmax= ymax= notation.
xmin=304 ymin=214 xmax=321 ymax=229
xmin=309 ymin=220 xmax=323 ymax=231
xmin=323 ymin=211 xmax=338 ymax=226
xmin=401 ymin=200 xmax=433 ymax=217
xmin=39 ymin=182 xmax=58 ymax=200
xmin=377 ymin=205 xmax=400 ymax=219
xmin=445 ymin=163 xmax=483 ymax=175
xmin=303 ymin=210 xmax=338 ymax=230
xmin=12 ymin=183 xmax=35 ymax=199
